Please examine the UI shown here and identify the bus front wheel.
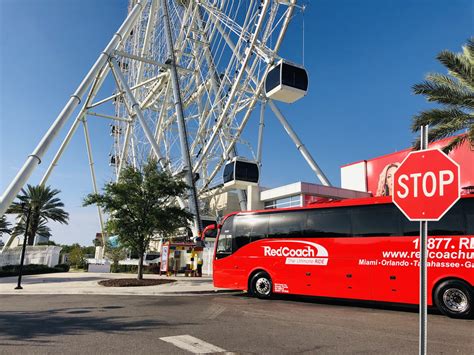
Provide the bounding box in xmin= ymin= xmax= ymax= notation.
xmin=434 ymin=279 xmax=473 ymax=319
xmin=250 ymin=272 xmax=273 ymax=299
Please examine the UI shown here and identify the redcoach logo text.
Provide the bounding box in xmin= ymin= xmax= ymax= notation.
xmin=262 ymin=240 xmax=329 ymax=266
xmin=263 ymin=246 xmax=315 ymax=257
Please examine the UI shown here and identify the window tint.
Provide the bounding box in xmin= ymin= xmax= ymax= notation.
xmin=402 ymin=219 xmax=419 ymax=236
xmin=223 ymin=162 xmax=234 ymax=184
xmin=233 ymin=214 xmax=269 ymax=251
xmin=265 ymin=64 xmax=281 ymax=93
xmin=269 ymin=211 xmax=306 ymax=238
xmin=235 ymin=161 xmax=259 ymax=183
xmin=402 ymin=200 xmax=470 ymax=236
xmin=305 ymin=208 xmax=351 ymax=237
xmin=429 ymin=202 xmax=466 ymax=235
xmin=464 ymin=199 xmax=474 ymax=234
xmin=264 ymin=195 xmax=301 ymax=209
xmin=281 ymin=63 xmax=308 ymax=91
xmin=351 ymin=204 xmax=401 ymax=236
xmin=216 ymin=216 xmax=233 ymax=258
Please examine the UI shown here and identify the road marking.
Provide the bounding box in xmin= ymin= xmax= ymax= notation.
xmin=160 ymin=335 xmax=226 ymax=354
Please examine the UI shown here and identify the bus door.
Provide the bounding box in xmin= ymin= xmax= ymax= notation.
xmin=232 ymin=214 xmax=270 ymax=289
xmin=214 ymin=215 xmax=239 ymax=289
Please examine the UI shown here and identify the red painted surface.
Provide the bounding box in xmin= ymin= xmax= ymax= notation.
xmin=213 ymin=195 xmax=474 ymax=306
xmin=343 ymin=135 xmax=473 ymax=197
xmin=393 ymin=149 xmax=460 ymax=221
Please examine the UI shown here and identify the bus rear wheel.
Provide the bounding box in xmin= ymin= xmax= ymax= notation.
xmin=434 ymin=280 xmax=473 ymax=319
xmin=250 ymin=272 xmax=272 ymax=299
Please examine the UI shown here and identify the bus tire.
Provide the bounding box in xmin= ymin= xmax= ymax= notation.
xmin=250 ymin=272 xmax=272 ymax=299
xmin=434 ymin=280 xmax=473 ymax=319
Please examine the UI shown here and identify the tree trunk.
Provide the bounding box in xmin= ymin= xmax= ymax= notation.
xmin=137 ymin=254 xmax=144 ymax=280
xmin=27 ymin=233 xmax=35 ymax=246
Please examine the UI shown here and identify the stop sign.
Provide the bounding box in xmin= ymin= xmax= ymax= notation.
xmin=392 ymin=148 xmax=460 ymax=221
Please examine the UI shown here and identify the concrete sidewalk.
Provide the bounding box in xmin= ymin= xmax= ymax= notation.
xmin=0 ymin=272 xmax=239 ymax=296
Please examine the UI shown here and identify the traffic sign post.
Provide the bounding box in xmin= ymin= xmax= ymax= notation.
xmin=392 ymin=126 xmax=461 ymax=355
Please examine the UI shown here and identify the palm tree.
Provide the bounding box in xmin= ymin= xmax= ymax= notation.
xmin=12 ymin=218 xmax=52 ymax=242
xmin=412 ymin=38 xmax=474 ymax=153
xmin=0 ymin=215 xmax=11 ymax=237
xmin=7 ymin=185 xmax=69 ymax=245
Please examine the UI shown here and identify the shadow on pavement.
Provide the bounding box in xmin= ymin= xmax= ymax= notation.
xmin=0 ymin=306 xmax=192 ymax=344
xmin=233 ymin=292 xmax=444 ymax=316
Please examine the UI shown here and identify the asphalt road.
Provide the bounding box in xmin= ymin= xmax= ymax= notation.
xmin=0 ymin=293 xmax=472 ymax=354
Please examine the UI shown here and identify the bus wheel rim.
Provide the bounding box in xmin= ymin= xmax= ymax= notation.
xmin=443 ymin=288 xmax=469 ymax=313
xmin=256 ymin=277 xmax=270 ymax=295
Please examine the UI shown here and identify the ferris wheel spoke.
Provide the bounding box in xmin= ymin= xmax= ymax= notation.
xmin=192 ymin=0 xmax=270 ymax=173
xmin=92 ymin=0 xmax=306 ymax=223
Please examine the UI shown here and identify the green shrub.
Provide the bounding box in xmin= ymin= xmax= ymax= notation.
xmin=109 ymin=264 xmax=161 ymax=274
xmin=54 ymin=263 xmax=70 ymax=272
xmin=146 ymin=264 xmax=161 ymax=274
xmin=110 ymin=264 xmax=138 ymax=273
xmin=0 ymin=264 xmax=67 ymax=277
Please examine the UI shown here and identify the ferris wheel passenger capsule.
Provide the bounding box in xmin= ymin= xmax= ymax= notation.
xmin=265 ymin=60 xmax=308 ymax=103
xmin=223 ymin=157 xmax=259 ymax=189
xmin=109 ymin=155 xmax=119 ymax=166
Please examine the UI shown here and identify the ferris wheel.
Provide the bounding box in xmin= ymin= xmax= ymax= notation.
xmin=108 ymin=0 xmax=331 ymax=229
xmin=0 ymin=0 xmax=330 ymax=245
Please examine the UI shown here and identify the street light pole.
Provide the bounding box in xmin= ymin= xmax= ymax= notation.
xmin=15 ymin=204 xmax=32 ymax=290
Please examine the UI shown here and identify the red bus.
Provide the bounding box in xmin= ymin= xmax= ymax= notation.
xmin=213 ymin=194 xmax=474 ymax=318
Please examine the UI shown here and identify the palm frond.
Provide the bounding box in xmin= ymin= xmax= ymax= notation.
xmin=468 ymin=124 xmax=474 ymax=146
xmin=7 ymin=184 xmax=68 ymax=244
xmin=12 ymin=217 xmax=52 ymax=239
xmin=437 ymin=50 xmax=474 ymax=90
xmin=427 ymin=120 xmax=467 ymax=142
xmin=412 ymin=39 xmax=474 ymax=153
xmin=413 ymin=76 xmax=474 ymax=109
xmin=0 ymin=215 xmax=11 ymax=236
xmin=463 ymin=37 xmax=474 ymax=65
xmin=411 ymin=108 xmax=473 ymax=132
xmin=441 ymin=135 xmax=467 ymax=153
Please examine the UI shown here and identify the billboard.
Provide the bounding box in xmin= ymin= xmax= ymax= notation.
xmin=341 ymin=136 xmax=473 ymax=197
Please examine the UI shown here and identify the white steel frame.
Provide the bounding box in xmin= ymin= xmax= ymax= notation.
xmin=1 ymin=0 xmax=331 ymax=251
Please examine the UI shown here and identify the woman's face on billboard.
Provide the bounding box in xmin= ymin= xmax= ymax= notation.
xmin=386 ymin=166 xmax=397 ymax=194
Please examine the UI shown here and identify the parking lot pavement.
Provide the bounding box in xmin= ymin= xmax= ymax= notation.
xmin=0 ymin=272 xmax=234 ymax=296
xmin=0 ymin=294 xmax=472 ymax=354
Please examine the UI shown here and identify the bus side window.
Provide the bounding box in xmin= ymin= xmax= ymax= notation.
xmin=351 ymin=204 xmax=401 ymax=237
xmin=216 ymin=216 xmax=234 ymax=258
xmin=234 ymin=214 xmax=269 ymax=251
xmin=429 ymin=203 xmax=466 ymax=236
xmin=402 ymin=218 xmax=419 ymax=236
xmin=216 ymin=235 xmax=232 ymax=257
xmin=305 ymin=208 xmax=351 ymax=237
xmin=269 ymin=211 xmax=306 ymax=238
xmin=464 ymin=199 xmax=474 ymax=234
xmin=402 ymin=200 xmax=470 ymax=236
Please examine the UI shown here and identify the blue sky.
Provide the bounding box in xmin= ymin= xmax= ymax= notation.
xmin=1 ymin=0 xmax=472 ymax=246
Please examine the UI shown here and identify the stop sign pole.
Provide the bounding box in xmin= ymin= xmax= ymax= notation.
xmin=419 ymin=125 xmax=428 ymax=355
xmin=393 ymin=126 xmax=461 ymax=355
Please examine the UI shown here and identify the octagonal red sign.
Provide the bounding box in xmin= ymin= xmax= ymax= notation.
xmin=392 ymin=148 xmax=460 ymax=221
